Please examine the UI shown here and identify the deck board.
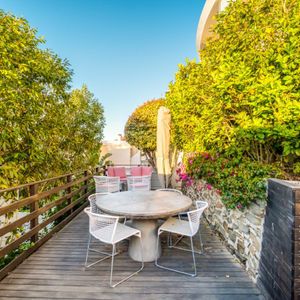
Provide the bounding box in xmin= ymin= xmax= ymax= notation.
xmin=0 ymin=212 xmax=264 ymax=299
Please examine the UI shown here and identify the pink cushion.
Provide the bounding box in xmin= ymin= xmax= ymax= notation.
xmin=142 ymin=166 xmax=152 ymax=176
xmin=131 ymin=166 xmax=142 ymax=176
xmin=107 ymin=167 xmax=115 ymax=177
xmin=113 ymin=167 xmax=127 ymax=180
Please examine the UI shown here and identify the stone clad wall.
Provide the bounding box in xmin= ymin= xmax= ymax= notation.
xmin=184 ymin=180 xmax=266 ymax=281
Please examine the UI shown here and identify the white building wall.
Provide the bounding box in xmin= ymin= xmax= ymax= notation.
xmin=196 ymin=0 xmax=230 ymax=51
xmin=101 ymin=137 xmax=141 ymax=166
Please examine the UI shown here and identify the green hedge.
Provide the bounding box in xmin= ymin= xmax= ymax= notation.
xmin=125 ymin=99 xmax=164 ymax=167
xmin=0 ymin=11 xmax=105 ymax=189
xmin=166 ymin=0 xmax=300 ymax=175
xmin=179 ymin=152 xmax=282 ymax=209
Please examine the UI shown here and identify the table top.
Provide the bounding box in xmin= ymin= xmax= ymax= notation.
xmin=95 ymin=190 xmax=192 ymax=219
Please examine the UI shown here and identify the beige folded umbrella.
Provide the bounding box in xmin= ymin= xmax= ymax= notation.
xmin=156 ymin=106 xmax=171 ymax=188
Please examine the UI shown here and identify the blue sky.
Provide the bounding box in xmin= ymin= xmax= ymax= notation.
xmin=0 ymin=0 xmax=205 ymax=140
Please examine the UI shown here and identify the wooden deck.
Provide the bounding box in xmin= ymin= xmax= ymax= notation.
xmin=0 ymin=212 xmax=263 ymax=300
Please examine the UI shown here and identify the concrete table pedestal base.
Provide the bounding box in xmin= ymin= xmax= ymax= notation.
xmin=128 ymin=219 xmax=161 ymax=262
xmin=96 ymin=191 xmax=192 ymax=262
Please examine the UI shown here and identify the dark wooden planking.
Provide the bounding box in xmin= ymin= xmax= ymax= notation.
xmin=0 ymin=293 xmax=264 ymax=300
xmin=0 ymin=212 xmax=263 ymax=299
xmin=0 ymin=203 xmax=87 ymax=281
xmin=0 ymin=192 xmax=90 ymax=257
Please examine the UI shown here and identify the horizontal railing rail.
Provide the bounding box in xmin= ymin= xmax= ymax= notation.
xmin=0 ymin=167 xmax=100 ymax=280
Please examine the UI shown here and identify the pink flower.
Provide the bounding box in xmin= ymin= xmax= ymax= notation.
xmin=236 ymin=203 xmax=243 ymax=209
xmin=206 ymin=184 xmax=212 ymax=190
xmin=186 ymin=181 xmax=192 ymax=187
xmin=181 ymin=173 xmax=188 ymax=181
xmin=189 ymin=159 xmax=193 ymax=165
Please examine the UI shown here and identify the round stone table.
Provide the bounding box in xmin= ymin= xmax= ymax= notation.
xmin=96 ymin=190 xmax=192 ymax=262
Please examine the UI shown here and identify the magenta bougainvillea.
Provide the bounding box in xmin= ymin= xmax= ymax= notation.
xmin=177 ymin=152 xmax=282 ymax=209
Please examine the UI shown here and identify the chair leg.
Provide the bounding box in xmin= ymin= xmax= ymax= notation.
xmin=199 ymin=230 xmax=204 ymax=254
xmin=109 ymin=244 xmax=116 ymax=287
xmin=85 ymin=236 xmax=118 ymax=269
xmin=190 ymin=236 xmax=197 ymax=276
xmin=169 ymin=229 xmax=204 ymax=255
xmin=84 ymin=233 xmax=91 ymax=267
xmin=155 ymin=232 xmax=197 ymax=277
xmin=109 ymin=237 xmax=144 ymax=288
xmin=169 ymin=234 xmax=184 ymax=248
xmin=88 ymin=234 xmax=120 ymax=256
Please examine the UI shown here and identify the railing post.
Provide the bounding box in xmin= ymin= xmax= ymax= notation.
xmin=84 ymin=170 xmax=88 ymax=195
xmin=66 ymin=175 xmax=72 ymax=214
xmin=29 ymin=183 xmax=39 ymax=243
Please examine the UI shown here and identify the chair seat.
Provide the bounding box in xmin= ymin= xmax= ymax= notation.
xmin=159 ymin=217 xmax=193 ymax=237
xmin=131 ymin=183 xmax=149 ymax=188
xmin=92 ymin=222 xmax=140 ymax=244
xmin=98 ymin=183 xmax=117 ymax=188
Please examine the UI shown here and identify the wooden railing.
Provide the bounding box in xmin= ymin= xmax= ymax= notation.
xmin=0 ymin=168 xmax=100 ymax=280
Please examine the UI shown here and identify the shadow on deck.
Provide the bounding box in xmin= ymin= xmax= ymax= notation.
xmin=0 ymin=212 xmax=263 ymax=300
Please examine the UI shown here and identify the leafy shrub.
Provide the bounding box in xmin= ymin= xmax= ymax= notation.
xmin=166 ymin=0 xmax=300 ymax=175
xmin=179 ymin=152 xmax=283 ymax=209
xmin=124 ymin=99 xmax=164 ymax=167
xmin=0 ymin=11 xmax=105 ymax=189
xmin=0 ymin=241 xmax=34 ymax=269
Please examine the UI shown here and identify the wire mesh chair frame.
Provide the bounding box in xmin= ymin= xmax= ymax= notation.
xmin=155 ymin=200 xmax=208 ymax=277
xmin=127 ymin=175 xmax=151 ymax=191
xmin=93 ymin=176 xmax=120 ymax=193
xmin=169 ymin=200 xmax=208 ymax=253
xmin=84 ymin=207 xmax=144 ymax=287
xmin=88 ymin=192 xmax=127 ymax=224
xmin=156 ymin=188 xmax=183 ymax=195
xmin=87 ymin=193 xmax=112 ymax=254
xmin=88 ymin=192 xmax=111 ymax=213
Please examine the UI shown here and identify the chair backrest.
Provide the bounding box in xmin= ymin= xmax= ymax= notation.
xmin=84 ymin=207 xmax=119 ymax=244
xmin=113 ymin=167 xmax=127 ymax=180
xmin=156 ymin=188 xmax=182 ymax=195
xmin=93 ymin=176 xmax=120 ymax=193
xmin=107 ymin=167 xmax=115 ymax=177
xmin=141 ymin=166 xmax=152 ymax=176
xmin=195 ymin=200 xmax=208 ymax=210
xmin=127 ymin=175 xmax=151 ymax=191
xmin=131 ymin=166 xmax=142 ymax=176
xmin=187 ymin=201 xmax=208 ymax=236
xmin=88 ymin=193 xmax=110 ymax=213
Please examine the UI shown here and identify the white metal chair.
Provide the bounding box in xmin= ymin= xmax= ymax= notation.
xmin=88 ymin=192 xmax=110 ymax=213
xmin=127 ymin=175 xmax=151 ymax=191
xmin=169 ymin=200 xmax=208 ymax=253
xmin=89 ymin=192 xmax=127 ymax=223
xmin=93 ymin=176 xmax=120 ymax=193
xmin=84 ymin=207 xmax=144 ymax=287
xmin=155 ymin=200 xmax=208 ymax=277
xmin=156 ymin=188 xmax=183 ymax=244
xmin=156 ymin=188 xmax=183 ymax=195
